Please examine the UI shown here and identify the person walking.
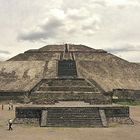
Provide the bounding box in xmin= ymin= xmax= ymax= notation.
xmin=8 ymin=119 xmax=13 ymax=130
xmin=11 ymin=104 xmax=13 ymax=110
xmin=8 ymin=103 xmax=11 ymax=110
xmin=2 ymin=104 xmax=4 ymax=110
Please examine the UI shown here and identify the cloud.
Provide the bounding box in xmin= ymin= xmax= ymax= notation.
xmin=17 ymin=0 xmax=140 ymax=43
xmin=106 ymin=0 xmax=140 ymax=7
xmin=0 ymin=0 xmax=140 ymax=62
xmin=92 ymin=0 xmax=107 ymax=7
xmin=106 ymin=44 xmax=140 ymax=53
xmin=0 ymin=50 xmax=10 ymax=55
xmin=0 ymin=50 xmax=11 ymax=61
xmin=105 ymin=43 xmax=140 ymax=62
xmin=67 ymin=8 xmax=90 ymax=20
xmin=18 ymin=9 xmax=65 ymax=41
xmin=18 ymin=18 xmax=63 ymax=41
xmin=18 ymin=31 xmax=49 ymax=41
xmin=18 ymin=7 xmax=102 ymax=41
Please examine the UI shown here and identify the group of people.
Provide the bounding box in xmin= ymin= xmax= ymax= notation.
xmin=1 ymin=103 xmax=14 ymax=110
xmin=8 ymin=103 xmax=14 ymax=110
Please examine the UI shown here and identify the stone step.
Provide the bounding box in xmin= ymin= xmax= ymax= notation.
xmin=44 ymin=79 xmax=91 ymax=87
xmin=40 ymin=106 xmax=103 ymax=127
xmin=32 ymin=91 xmax=101 ymax=94
xmin=40 ymin=84 xmax=92 ymax=87
xmin=38 ymin=86 xmax=98 ymax=92
xmin=15 ymin=105 xmax=132 ymax=127
xmin=47 ymin=110 xmax=100 ymax=113
xmin=47 ymin=116 xmax=101 ymax=121
xmin=47 ymin=118 xmax=102 ymax=121
xmin=47 ymin=119 xmax=102 ymax=122
xmin=48 ymin=112 xmax=100 ymax=114
xmin=46 ymin=123 xmax=103 ymax=127
xmin=86 ymin=79 xmax=105 ymax=93
xmin=47 ymin=121 xmax=102 ymax=124
xmin=47 ymin=111 xmax=99 ymax=113
xmin=47 ymin=108 xmax=99 ymax=112
xmin=46 ymin=120 xmax=102 ymax=127
xmin=48 ymin=114 xmax=100 ymax=120
xmin=58 ymin=60 xmax=77 ymax=77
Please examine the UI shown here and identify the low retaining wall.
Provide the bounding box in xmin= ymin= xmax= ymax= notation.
xmin=0 ymin=92 xmax=28 ymax=103
xmin=30 ymin=92 xmax=111 ymax=104
xmin=14 ymin=105 xmax=133 ymax=127
xmin=113 ymin=89 xmax=140 ymax=101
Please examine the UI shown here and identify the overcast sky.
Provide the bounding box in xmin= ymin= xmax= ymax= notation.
xmin=0 ymin=0 xmax=140 ymax=62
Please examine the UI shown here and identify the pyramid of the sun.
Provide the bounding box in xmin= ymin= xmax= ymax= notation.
xmin=0 ymin=44 xmax=140 ymax=103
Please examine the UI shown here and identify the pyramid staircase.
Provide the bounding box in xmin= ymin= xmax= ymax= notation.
xmin=30 ymin=78 xmax=109 ymax=104
xmin=44 ymin=107 xmax=103 ymax=127
xmin=29 ymin=44 xmax=110 ymax=104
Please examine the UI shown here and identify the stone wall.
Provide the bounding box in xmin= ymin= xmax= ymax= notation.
xmin=113 ymin=89 xmax=140 ymax=101
xmin=16 ymin=108 xmax=42 ymax=118
xmin=15 ymin=108 xmax=41 ymax=125
xmin=0 ymin=92 xmax=27 ymax=103
xmin=30 ymin=92 xmax=111 ymax=104
xmin=30 ymin=78 xmax=111 ymax=104
xmin=104 ymin=107 xmax=129 ymax=117
xmin=15 ymin=106 xmax=133 ymax=127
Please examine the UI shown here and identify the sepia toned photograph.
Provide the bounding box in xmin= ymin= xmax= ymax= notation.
xmin=0 ymin=0 xmax=140 ymax=140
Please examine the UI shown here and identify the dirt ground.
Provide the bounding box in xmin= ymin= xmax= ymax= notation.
xmin=0 ymin=104 xmax=140 ymax=140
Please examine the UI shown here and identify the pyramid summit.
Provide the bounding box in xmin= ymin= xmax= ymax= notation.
xmin=9 ymin=44 xmax=106 ymax=61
